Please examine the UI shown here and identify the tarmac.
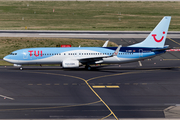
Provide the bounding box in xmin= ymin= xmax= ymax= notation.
xmin=0 ymin=31 xmax=180 ymax=119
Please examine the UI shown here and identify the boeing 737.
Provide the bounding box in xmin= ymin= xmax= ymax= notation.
xmin=3 ymin=16 xmax=171 ymax=70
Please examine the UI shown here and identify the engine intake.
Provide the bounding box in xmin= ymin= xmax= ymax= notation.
xmin=62 ymin=59 xmax=79 ymax=68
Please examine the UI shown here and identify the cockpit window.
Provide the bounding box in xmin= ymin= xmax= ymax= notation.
xmin=10 ymin=53 xmax=17 ymax=55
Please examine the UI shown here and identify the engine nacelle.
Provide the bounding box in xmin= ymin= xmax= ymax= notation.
xmin=13 ymin=64 xmax=22 ymax=67
xmin=62 ymin=59 xmax=79 ymax=68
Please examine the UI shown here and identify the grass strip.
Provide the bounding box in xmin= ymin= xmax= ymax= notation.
xmin=0 ymin=1 xmax=179 ymax=31
xmin=0 ymin=37 xmax=117 ymax=59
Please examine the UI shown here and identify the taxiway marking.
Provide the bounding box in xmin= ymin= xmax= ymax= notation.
xmin=142 ymin=83 xmax=147 ymax=85
xmin=100 ymin=113 xmax=112 ymax=120
xmin=0 ymin=100 xmax=101 ymax=112
xmin=92 ymin=86 xmax=106 ymax=88
xmin=28 ymin=83 xmax=148 ymax=86
xmin=86 ymin=71 xmax=146 ymax=82
xmin=167 ymin=37 xmax=180 ymax=45
xmin=92 ymin=86 xmax=119 ymax=88
xmin=106 ymin=86 xmax=119 ymax=88
xmin=24 ymin=71 xmax=118 ymax=120
xmin=22 ymin=69 xmax=156 ymax=120
xmin=163 ymin=59 xmax=180 ymax=61
xmin=72 ymin=83 xmax=77 ymax=85
xmin=84 ymin=80 xmax=118 ymax=120
xmin=133 ymin=83 xmax=138 ymax=85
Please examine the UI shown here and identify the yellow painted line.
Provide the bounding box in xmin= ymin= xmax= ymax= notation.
xmin=81 ymin=83 xmax=85 ymax=85
xmin=106 ymin=86 xmax=119 ymax=88
xmin=14 ymin=71 xmax=120 ymax=119
xmin=28 ymin=84 xmax=33 ymax=85
xmin=0 ymin=100 xmax=101 ymax=112
xmin=133 ymin=83 xmax=138 ymax=85
xmin=90 ymin=83 xmax=94 ymax=85
xmin=15 ymin=68 xmax=161 ymax=120
xmin=125 ymin=83 xmax=130 ymax=85
xmin=54 ymin=83 xmax=59 ymax=85
xmin=87 ymin=71 xmax=144 ymax=82
xmin=85 ymin=81 xmax=118 ymax=120
xmin=142 ymin=83 xmax=147 ymax=85
xmin=92 ymin=86 xmax=120 ymax=88
xmin=167 ymin=37 xmax=180 ymax=45
xmin=63 ymin=83 xmax=68 ymax=85
xmin=100 ymin=113 xmax=112 ymax=120
xmin=92 ymin=86 xmax=106 ymax=88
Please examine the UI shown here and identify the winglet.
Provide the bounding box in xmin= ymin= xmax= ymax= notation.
xmin=102 ymin=40 xmax=109 ymax=47
xmin=112 ymin=45 xmax=122 ymax=56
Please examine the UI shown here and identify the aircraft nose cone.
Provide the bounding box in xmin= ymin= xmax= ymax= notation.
xmin=3 ymin=56 xmax=6 ymax=61
xmin=3 ymin=56 xmax=9 ymax=62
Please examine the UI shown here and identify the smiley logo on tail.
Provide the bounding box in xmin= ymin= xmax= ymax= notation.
xmin=152 ymin=31 xmax=165 ymax=43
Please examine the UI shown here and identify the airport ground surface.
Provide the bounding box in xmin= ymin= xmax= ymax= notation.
xmin=4 ymin=0 xmax=180 ymax=1
xmin=0 ymin=31 xmax=180 ymax=119
xmin=0 ymin=60 xmax=180 ymax=119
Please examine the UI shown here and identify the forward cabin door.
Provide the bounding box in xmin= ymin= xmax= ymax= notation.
xmin=23 ymin=50 xmax=28 ymax=59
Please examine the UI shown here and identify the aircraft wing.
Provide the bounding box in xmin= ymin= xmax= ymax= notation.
xmin=78 ymin=45 xmax=122 ymax=64
xmin=79 ymin=57 xmax=104 ymax=64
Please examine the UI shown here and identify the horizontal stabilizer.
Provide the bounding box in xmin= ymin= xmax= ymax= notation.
xmin=152 ymin=47 xmax=171 ymax=52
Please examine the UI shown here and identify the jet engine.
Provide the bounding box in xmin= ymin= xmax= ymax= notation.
xmin=62 ymin=59 xmax=79 ymax=68
xmin=13 ymin=64 xmax=22 ymax=67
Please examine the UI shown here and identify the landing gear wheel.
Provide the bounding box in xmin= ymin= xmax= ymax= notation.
xmin=20 ymin=67 xmax=23 ymax=70
xmin=87 ymin=66 xmax=91 ymax=70
xmin=85 ymin=65 xmax=91 ymax=70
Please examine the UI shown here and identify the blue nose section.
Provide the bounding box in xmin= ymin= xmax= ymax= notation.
xmin=3 ymin=55 xmax=10 ymax=61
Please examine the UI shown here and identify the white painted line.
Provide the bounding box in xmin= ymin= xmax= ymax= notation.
xmin=0 ymin=95 xmax=14 ymax=100
xmin=39 ymin=34 xmax=109 ymax=36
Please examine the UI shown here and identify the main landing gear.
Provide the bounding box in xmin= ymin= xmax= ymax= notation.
xmin=85 ymin=65 xmax=91 ymax=70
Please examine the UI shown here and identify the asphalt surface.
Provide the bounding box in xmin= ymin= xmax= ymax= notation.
xmin=0 ymin=30 xmax=180 ymax=38
xmin=0 ymin=60 xmax=180 ymax=119
xmin=1 ymin=31 xmax=180 ymax=119
xmin=4 ymin=0 xmax=180 ymax=1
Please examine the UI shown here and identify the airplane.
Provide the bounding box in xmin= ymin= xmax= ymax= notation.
xmin=3 ymin=16 xmax=171 ymax=70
